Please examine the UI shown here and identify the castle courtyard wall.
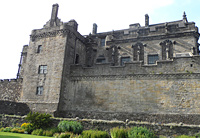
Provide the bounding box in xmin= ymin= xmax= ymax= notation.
xmin=57 ymin=56 xmax=200 ymax=119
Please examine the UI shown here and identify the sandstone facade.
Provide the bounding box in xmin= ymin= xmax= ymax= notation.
xmin=1 ymin=4 xmax=200 ymax=120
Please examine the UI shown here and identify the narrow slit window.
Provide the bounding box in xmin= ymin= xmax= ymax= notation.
xmin=100 ymin=39 xmax=105 ymax=46
xmin=37 ymin=45 xmax=42 ymax=53
xmin=75 ymin=54 xmax=79 ymax=64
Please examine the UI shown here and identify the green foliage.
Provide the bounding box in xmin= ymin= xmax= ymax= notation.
xmin=110 ymin=127 xmax=128 ymax=138
xmin=58 ymin=120 xmax=83 ymax=134
xmin=2 ymin=127 xmax=12 ymax=132
xmin=70 ymin=134 xmax=83 ymax=138
xmin=43 ymin=130 xmax=54 ymax=137
xmin=59 ymin=132 xmax=73 ymax=138
xmin=31 ymin=128 xmax=44 ymax=136
xmin=127 ymin=126 xmax=156 ymax=138
xmin=82 ymin=130 xmax=109 ymax=138
xmin=0 ymin=121 xmax=4 ymax=128
xmin=25 ymin=112 xmax=52 ymax=129
xmin=10 ymin=127 xmax=25 ymax=133
xmin=54 ymin=133 xmax=60 ymax=138
xmin=175 ymin=135 xmax=195 ymax=138
xmin=24 ymin=123 xmax=34 ymax=134
xmin=195 ymin=131 xmax=200 ymax=138
xmin=0 ymin=127 xmax=4 ymax=132
xmin=31 ymin=127 xmax=59 ymax=137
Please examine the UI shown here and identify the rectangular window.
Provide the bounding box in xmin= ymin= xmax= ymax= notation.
xmin=148 ymin=55 xmax=159 ymax=64
xmin=36 ymin=86 xmax=43 ymax=95
xmin=100 ymin=39 xmax=105 ymax=46
xmin=121 ymin=57 xmax=130 ymax=65
xmin=39 ymin=65 xmax=47 ymax=74
xmin=37 ymin=45 xmax=42 ymax=53
xmin=96 ymin=58 xmax=106 ymax=63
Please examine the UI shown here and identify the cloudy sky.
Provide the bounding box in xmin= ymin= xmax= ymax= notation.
xmin=0 ymin=0 xmax=199 ymax=79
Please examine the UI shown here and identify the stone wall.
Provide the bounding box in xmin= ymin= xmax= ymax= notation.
xmin=1 ymin=114 xmax=200 ymax=136
xmin=57 ymin=56 xmax=200 ymax=118
xmin=0 ymin=79 xmax=22 ymax=101
xmin=0 ymin=101 xmax=30 ymax=115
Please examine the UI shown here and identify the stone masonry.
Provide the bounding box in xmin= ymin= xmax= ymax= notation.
xmin=1 ymin=4 xmax=200 ymax=123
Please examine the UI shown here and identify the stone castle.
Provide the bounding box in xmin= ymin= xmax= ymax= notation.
xmin=1 ymin=4 xmax=200 ymax=120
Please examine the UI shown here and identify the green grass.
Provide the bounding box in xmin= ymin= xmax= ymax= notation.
xmin=0 ymin=132 xmax=52 ymax=138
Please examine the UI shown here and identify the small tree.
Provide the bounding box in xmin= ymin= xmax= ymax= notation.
xmin=25 ymin=112 xmax=52 ymax=129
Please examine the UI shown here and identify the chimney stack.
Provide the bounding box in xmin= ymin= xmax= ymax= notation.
xmin=50 ymin=4 xmax=59 ymax=27
xmin=145 ymin=14 xmax=149 ymax=27
xmin=92 ymin=23 xmax=97 ymax=34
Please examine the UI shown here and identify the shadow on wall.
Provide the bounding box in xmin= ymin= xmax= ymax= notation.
xmin=0 ymin=100 xmax=30 ymax=116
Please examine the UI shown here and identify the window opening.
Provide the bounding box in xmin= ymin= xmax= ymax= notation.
xmin=37 ymin=45 xmax=42 ymax=53
xmin=75 ymin=54 xmax=79 ymax=64
xmin=121 ymin=57 xmax=130 ymax=66
xmin=96 ymin=58 xmax=106 ymax=63
xmin=36 ymin=86 xmax=43 ymax=95
xmin=39 ymin=65 xmax=47 ymax=74
xmin=100 ymin=39 xmax=105 ymax=46
xmin=148 ymin=55 xmax=159 ymax=64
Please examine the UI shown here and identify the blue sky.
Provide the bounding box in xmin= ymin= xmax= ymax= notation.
xmin=0 ymin=0 xmax=199 ymax=79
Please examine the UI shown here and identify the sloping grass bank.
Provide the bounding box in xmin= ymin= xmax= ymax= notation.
xmin=0 ymin=132 xmax=51 ymax=138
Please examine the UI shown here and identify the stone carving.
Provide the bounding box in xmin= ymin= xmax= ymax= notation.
xmin=160 ymin=40 xmax=173 ymax=60
xmin=132 ymin=42 xmax=145 ymax=61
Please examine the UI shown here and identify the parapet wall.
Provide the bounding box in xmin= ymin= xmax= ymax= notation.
xmin=0 ymin=78 xmax=22 ymax=102
xmin=70 ymin=56 xmax=200 ymax=76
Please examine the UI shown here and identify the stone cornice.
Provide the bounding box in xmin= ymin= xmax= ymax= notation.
xmin=70 ymin=73 xmax=200 ymax=81
xmin=30 ymin=28 xmax=86 ymax=43
xmin=107 ymin=31 xmax=198 ymax=45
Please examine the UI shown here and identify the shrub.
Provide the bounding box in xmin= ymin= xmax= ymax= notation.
xmin=0 ymin=127 xmax=4 ymax=132
xmin=43 ymin=130 xmax=54 ymax=137
xmin=110 ymin=127 xmax=128 ymax=138
xmin=49 ymin=127 xmax=60 ymax=134
xmin=3 ymin=127 xmax=12 ymax=132
xmin=127 ymin=126 xmax=156 ymax=138
xmin=11 ymin=127 xmax=21 ymax=133
xmin=21 ymin=122 xmax=31 ymax=129
xmin=25 ymin=112 xmax=52 ymax=129
xmin=175 ymin=135 xmax=195 ymax=138
xmin=58 ymin=120 xmax=83 ymax=134
xmin=31 ymin=128 xmax=44 ymax=136
xmin=59 ymin=132 xmax=73 ymax=138
xmin=82 ymin=130 xmax=109 ymax=138
xmin=23 ymin=123 xmax=34 ymax=134
xmin=17 ymin=129 xmax=25 ymax=133
xmin=70 ymin=134 xmax=83 ymax=138
xmin=54 ymin=133 xmax=60 ymax=138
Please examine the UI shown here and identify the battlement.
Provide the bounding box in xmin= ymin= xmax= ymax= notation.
xmin=30 ymin=22 xmax=86 ymax=42
xmin=0 ymin=78 xmax=22 ymax=102
xmin=0 ymin=78 xmax=22 ymax=83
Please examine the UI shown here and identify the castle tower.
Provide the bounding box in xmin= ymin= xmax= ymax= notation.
xmin=20 ymin=4 xmax=86 ymax=113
